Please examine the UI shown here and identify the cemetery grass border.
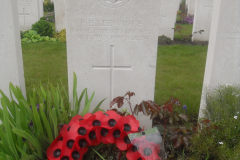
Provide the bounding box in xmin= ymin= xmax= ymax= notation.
xmin=22 ymin=42 xmax=208 ymax=122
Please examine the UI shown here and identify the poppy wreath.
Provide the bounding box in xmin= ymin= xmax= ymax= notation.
xmin=47 ymin=110 xmax=161 ymax=160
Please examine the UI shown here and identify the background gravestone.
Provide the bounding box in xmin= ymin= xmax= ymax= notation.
xmin=18 ymin=0 xmax=41 ymax=31
xmin=39 ymin=0 xmax=44 ymax=18
xmin=66 ymin=0 xmax=161 ymax=129
xmin=158 ymin=0 xmax=179 ymax=40
xmin=0 ymin=0 xmax=26 ymax=98
xmin=187 ymin=0 xmax=196 ymax=15
xmin=192 ymin=0 xmax=214 ymax=41
xmin=54 ymin=0 xmax=65 ymax=32
xmin=199 ymin=0 xmax=240 ymax=118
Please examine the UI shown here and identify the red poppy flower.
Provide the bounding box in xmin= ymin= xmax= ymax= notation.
xmin=86 ymin=126 xmax=102 ymax=146
xmin=115 ymin=132 xmax=132 ymax=151
xmin=69 ymin=115 xmax=83 ymax=126
xmin=59 ymin=124 xmax=69 ymax=137
xmin=87 ymin=111 xmax=105 ymax=127
xmin=121 ymin=115 xmax=140 ymax=133
xmin=83 ymin=113 xmax=92 ymax=119
xmin=70 ymin=145 xmax=88 ymax=160
xmin=74 ymin=135 xmax=90 ymax=156
xmin=126 ymin=136 xmax=161 ymax=160
xmin=105 ymin=116 xmax=128 ymax=144
xmin=47 ymin=135 xmax=64 ymax=160
xmin=101 ymin=110 xmax=122 ymax=129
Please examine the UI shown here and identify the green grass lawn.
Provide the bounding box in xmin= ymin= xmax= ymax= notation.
xmin=21 ymin=42 xmax=68 ymax=100
xmin=174 ymin=24 xmax=193 ymax=40
xmin=22 ymin=42 xmax=208 ymax=121
xmin=155 ymin=45 xmax=207 ymax=121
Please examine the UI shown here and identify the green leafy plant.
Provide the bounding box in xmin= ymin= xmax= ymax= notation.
xmin=21 ymin=30 xmax=58 ymax=43
xmin=0 ymin=72 xmax=105 ymax=159
xmin=32 ymin=20 xmax=54 ymax=37
xmin=173 ymin=24 xmax=204 ymax=42
xmin=54 ymin=29 xmax=66 ymax=42
xmin=44 ymin=1 xmax=54 ymax=12
xmin=158 ymin=35 xmax=172 ymax=45
xmin=204 ymin=85 xmax=240 ymax=149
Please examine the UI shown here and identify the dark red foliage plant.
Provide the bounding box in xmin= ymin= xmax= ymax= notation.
xmin=110 ymin=92 xmax=190 ymax=158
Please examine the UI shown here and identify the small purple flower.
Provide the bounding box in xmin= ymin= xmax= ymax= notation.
xmin=29 ymin=120 xmax=33 ymax=127
xmin=183 ymin=105 xmax=187 ymax=110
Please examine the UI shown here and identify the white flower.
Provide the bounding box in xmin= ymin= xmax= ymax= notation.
xmin=236 ymin=94 xmax=239 ymax=97
xmin=218 ymin=142 xmax=223 ymax=145
xmin=237 ymin=112 xmax=239 ymax=114
xmin=234 ymin=116 xmax=238 ymax=119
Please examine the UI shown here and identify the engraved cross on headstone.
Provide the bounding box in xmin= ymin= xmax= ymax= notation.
xmin=204 ymin=5 xmax=213 ymax=21
xmin=92 ymin=45 xmax=132 ymax=101
xmin=160 ymin=10 xmax=167 ymax=27
xmin=19 ymin=8 xmax=30 ymax=26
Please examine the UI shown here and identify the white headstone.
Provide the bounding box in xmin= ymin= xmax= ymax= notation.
xmin=186 ymin=0 xmax=189 ymax=7
xmin=39 ymin=0 xmax=44 ymax=18
xmin=192 ymin=0 xmax=214 ymax=41
xmin=66 ymin=0 xmax=161 ymax=129
xmin=18 ymin=0 xmax=41 ymax=31
xmin=199 ymin=0 xmax=240 ymax=119
xmin=158 ymin=0 xmax=179 ymax=40
xmin=187 ymin=0 xmax=196 ymax=15
xmin=54 ymin=0 xmax=65 ymax=32
xmin=0 ymin=0 xmax=26 ymax=98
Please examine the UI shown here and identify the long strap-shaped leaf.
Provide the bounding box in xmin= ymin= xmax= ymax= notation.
xmin=1 ymin=97 xmax=20 ymax=159
xmin=92 ymin=98 xmax=106 ymax=114
xmin=12 ymin=129 xmax=43 ymax=159
xmin=39 ymin=105 xmax=54 ymax=143
xmin=81 ymin=92 xmax=95 ymax=116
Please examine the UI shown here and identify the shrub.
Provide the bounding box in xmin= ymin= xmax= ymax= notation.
xmin=188 ymin=85 xmax=240 ymax=159
xmin=44 ymin=1 xmax=54 ymax=12
xmin=41 ymin=12 xmax=55 ymax=23
xmin=158 ymin=35 xmax=172 ymax=45
xmin=204 ymin=85 xmax=240 ymax=149
xmin=54 ymin=29 xmax=66 ymax=42
xmin=32 ymin=20 xmax=53 ymax=37
xmin=20 ymin=30 xmax=29 ymax=39
xmin=21 ymin=30 xmax=59 ymax=43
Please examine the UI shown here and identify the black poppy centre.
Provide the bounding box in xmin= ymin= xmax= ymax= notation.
xmin=66 ymin=139 xmax=75 ymax=149
xmin=79 ymin=139 xmax=87 ymax=148
xmin=72 ymin=151 xmax=80 ymax=159
xmin=61 ymin=156 xmax=69 ymax=160
xmin=108 ymin=119 xmax=117 ymax=127
xmin=132 ymin=145 xmax=139 ymax=152
xmin=124 ymin=124 xmax=131 ymax=132
xmin=89 ymin=131 xmax=97 ymax=140
xmin=92 ymin=120 xmax=101 ymax=126
xmin=78 ymin=127 xmax=87 ymax=135
xmin=124 ymin=136 xmax=131 ymax=144
xmin=53 ymin=149 xmax=61 ymax=158
xmin=113 ymin=129 xmax=121 ymax=138
xmin=101 ymin=128 xmax=109 ymax=137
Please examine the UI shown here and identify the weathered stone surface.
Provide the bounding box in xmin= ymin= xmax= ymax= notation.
xmin=158 ymin=0 xmax=179 ymax=40
xmin=187 ymin=0 xmax=196 ymax=15
xmin=54 ymin=0 xmax=65 ymax=32
xmin=0 ymin=0 xmax=26 ymax=98
xmin=66 ymin=0 xmax=161 ymax=129
xmin=199 ymin=0 xmax=240 ymax=119
xmin=18 ymin=0 xmax=41 ymax=31
xmin=192 ymin=0 xmax=214 ymax=41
